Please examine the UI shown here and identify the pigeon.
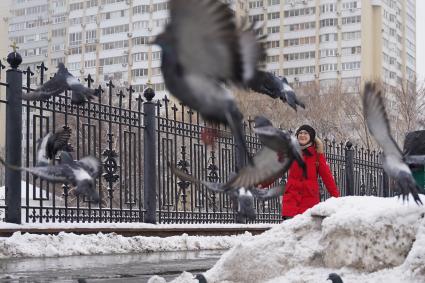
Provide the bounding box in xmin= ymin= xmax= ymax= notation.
xmin=36 ymin=127 xmax=73 ymax=166
xmin=327 ymin=273 xmax=343 ymax=283
xmin=0 ymin=151 xmax=102 ymax=203
xmin=221 ymin=116 xmax=306 ymax=189
xmin=170 ymin=165 xmax=283 ymax=222
xmin=248 ymin=71 xmax=305 ymax=111
xmin=153 ymin=0 xmax=265 ymax=162
xmin=363 ymin=82 xmax=422 ymax=204
xmin=194 ymin=274 xmax=207 ymax=283
xmin=22 ymin=63 xmax=98 ymax=105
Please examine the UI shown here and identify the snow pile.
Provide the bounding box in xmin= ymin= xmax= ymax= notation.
xmin=0 ymin=231 xmax=254 ymax=258
xmin=162 ymin=196 xmax=425 ymax=283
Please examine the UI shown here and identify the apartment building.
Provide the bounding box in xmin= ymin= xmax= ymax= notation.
xmin=249 ymin=0 xmax=416 ymax=94
xmin=8 ymin=0 xmax=416 ymax=96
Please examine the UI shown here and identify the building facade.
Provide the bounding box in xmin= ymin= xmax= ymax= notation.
xmin=7 ymin=0 xmax=416 ymax=95
xmin=249 ymin=0 xmax=416 ymax=94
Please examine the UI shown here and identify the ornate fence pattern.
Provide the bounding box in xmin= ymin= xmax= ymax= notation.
xmin=0 ymin=53 xmax=392 ymax=224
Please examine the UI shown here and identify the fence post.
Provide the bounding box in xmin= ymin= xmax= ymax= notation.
xmin=344 ymin=141 xmax=354 ymax=196
xmin=143 ymin=87 xmax=157 ymax=224
xmin=5 ymin=50 xmax=23 ymax=223
xmin=234 ymin=122 xmax=247 ymax=172
xmin=382 ymin=172 xmax=389 ymax=197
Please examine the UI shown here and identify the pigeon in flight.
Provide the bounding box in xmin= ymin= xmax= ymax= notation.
xmin=222 ymin=116 xmax=306 ymax=189
xmin=36 ymin=127 xmax=73 ymax=166
xmin=248 ymin=71 xmax=305 ymax=111
xmin=327 ymin=273 xmax=343 ymax=283
xmin=363 ymin=82 xmax=422 ymax=204
xmin=0 ymin=151 xmax=102 ymax=203
xmin=153 ymin=0 xmax=265 ymax=162
xmin=170 ymin=165 xmax=283 ymax=222
xmin=22 ymin=63 xmax=98 ymax=105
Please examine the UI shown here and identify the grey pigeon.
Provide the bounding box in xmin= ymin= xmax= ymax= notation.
xmin=222 ymin=116 xmax=306 ymax=189
xmin=153 ymin=0 xmax=265 ymax=162
xmin=327 ymin=273 xmax=343 ymax=283
xmin=281 ymin=77 xmax=305 ymax=111
xmin=22 ymin=63 xmax=98 ymax=105
xmin=0 ymin=152 xmax=102 ymax=203
xmin=248 ymin=71 xmax=305 ymax=111
xmin=363 ymin=82 xmax=422 ymax=204
xmin=170 ymin=166 xmax=283 ymax=222
xmin=36 ymin=127 xmax=73 ymax=166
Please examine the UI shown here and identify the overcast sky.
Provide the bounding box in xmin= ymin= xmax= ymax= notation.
xmin=417 ymin=1 xmax=424 ymax=81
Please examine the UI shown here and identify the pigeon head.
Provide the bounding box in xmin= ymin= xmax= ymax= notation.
xmin=254 ymin=116 xmax=273 ymax=128
xmin=152 ymin=28 xmax=172 ymax=48
xmin=57 ymin=62 xmax=66 ymax=70
xmin=327 ymin=273 xmax=343 ymax=283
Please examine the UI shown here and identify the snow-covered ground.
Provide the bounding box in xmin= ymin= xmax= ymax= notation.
xmin=153 ymin=195 xmax=425 ymax=283
xmin=1 ymin=195 xmax=425 ymax=282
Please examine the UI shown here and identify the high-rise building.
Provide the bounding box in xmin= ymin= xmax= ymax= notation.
xmin=7 ymin=0 xmax=416 ymax=96
xmin=249 ymin=0 xmax=416 ymax=93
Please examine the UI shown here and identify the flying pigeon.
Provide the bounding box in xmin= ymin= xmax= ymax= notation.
xmin=36 ymin=127 xmax=73 ymax=166
xmin=0 ymin=151 xmax=102 ymax=203
xmin=363 ymin=82 xmax=422 ymax=204
xmin=327 ymin=273 xmax=343 ymax=283
xmin=221 ymin=116 xmax=306 ymax=189
xmin=170 ymin=165 xmax=283 ymax=222
xmin=22 ymin=63 xmax=98 ymax=105
xmin=248 ymin=71 xmax=305 ymax=111
xmin=153 ymin=0 xmax=265 ymax=162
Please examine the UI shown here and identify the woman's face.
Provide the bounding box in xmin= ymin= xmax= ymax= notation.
xmin=297 ymin=130 xmax=311 ymax=146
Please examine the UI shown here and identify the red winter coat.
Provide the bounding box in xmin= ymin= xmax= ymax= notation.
xmin=282 ymin=145 xmax=340 ymax=217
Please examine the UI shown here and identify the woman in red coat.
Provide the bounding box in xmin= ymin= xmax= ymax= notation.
xmin=282 ymin=125 xmax=340 ymax=218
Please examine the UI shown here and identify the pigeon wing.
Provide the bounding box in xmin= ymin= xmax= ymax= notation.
xmin=250 ymin=185 xmax=284 ymax=200
xmin=20 ymin=165 xmax=73 ymax=183
xmin=363 ymin=82 xmax=403 ymax=158
xmin=169 ymin=163 xmax=229 ymax=193
xmin=225 ymin=147 xmax=292 ymax=189
xmin=22 ymin=75 xmax=68 ymax=101
xmin=77 ymin=156 xmax=102 ymax=178
xmin=169 ymin=0 xmax=240 ymax=81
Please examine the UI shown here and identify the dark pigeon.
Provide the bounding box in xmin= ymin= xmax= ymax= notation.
xmin=153 ymin=0 xmax=265 ymax=163
xmin=170 ymin=165 xmax=283 ymax=222
xmin=22 ymin=63 xmax=98 ymax=105
xmin=36 ymin=127 xmax=73 ymax=166
xmin=0 ymin=152 xmax=102 ymax=203
xmin=363 ymin=82 xmax=422 ymax=204
xmin=248 ymin=71 xmax=305 ymax=111
xmin=222 ymin=116 xmax=306 ymax=189
xmin=327 ymin=273 xmax=343 ymax=283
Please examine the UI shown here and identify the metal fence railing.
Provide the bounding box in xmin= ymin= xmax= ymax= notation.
xmin=0 ymin=52 xmax=391 ymax=224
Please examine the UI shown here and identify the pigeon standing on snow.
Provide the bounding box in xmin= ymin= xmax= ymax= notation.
xmin=363 ymin=82 xmax=422 ymax=204
xmin=222 ymin=116 xmax=306 ymax=189
xmin=170 ymin=166 xmax=283 ymax=222
xmin=22 ymin=63 xmax=98 ymax=105
xmin=36 ymin=127 xmax=73 ymax=166
xmin=0 ymin=151 xmax=102 ymax=203
xmin=327 ymin=273 xmax=343 ymax=283
xmin=248 ymin=71 xmax=305 ymax=111
xmin=153 ymin=0 xmax=265 ymax=161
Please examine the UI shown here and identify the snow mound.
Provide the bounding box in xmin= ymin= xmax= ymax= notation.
xmin=161 ymin=195 xmax=425 ymax=283
xmin=0 ymin=231 xmax=253 ymax=258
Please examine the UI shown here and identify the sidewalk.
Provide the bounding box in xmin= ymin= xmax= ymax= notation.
xmin=0 ymin=222 xmax=276 ymax=237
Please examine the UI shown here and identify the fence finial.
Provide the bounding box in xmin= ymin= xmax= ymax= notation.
xmin=6 ymin=44 xmax=22 ymax=69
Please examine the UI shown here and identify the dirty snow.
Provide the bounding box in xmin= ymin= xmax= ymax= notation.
xmin=156 ymin=195 xmax=425 ymax=283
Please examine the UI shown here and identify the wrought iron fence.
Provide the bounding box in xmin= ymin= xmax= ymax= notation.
xmin=0 ymin=52 xmax=392 ymax=224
